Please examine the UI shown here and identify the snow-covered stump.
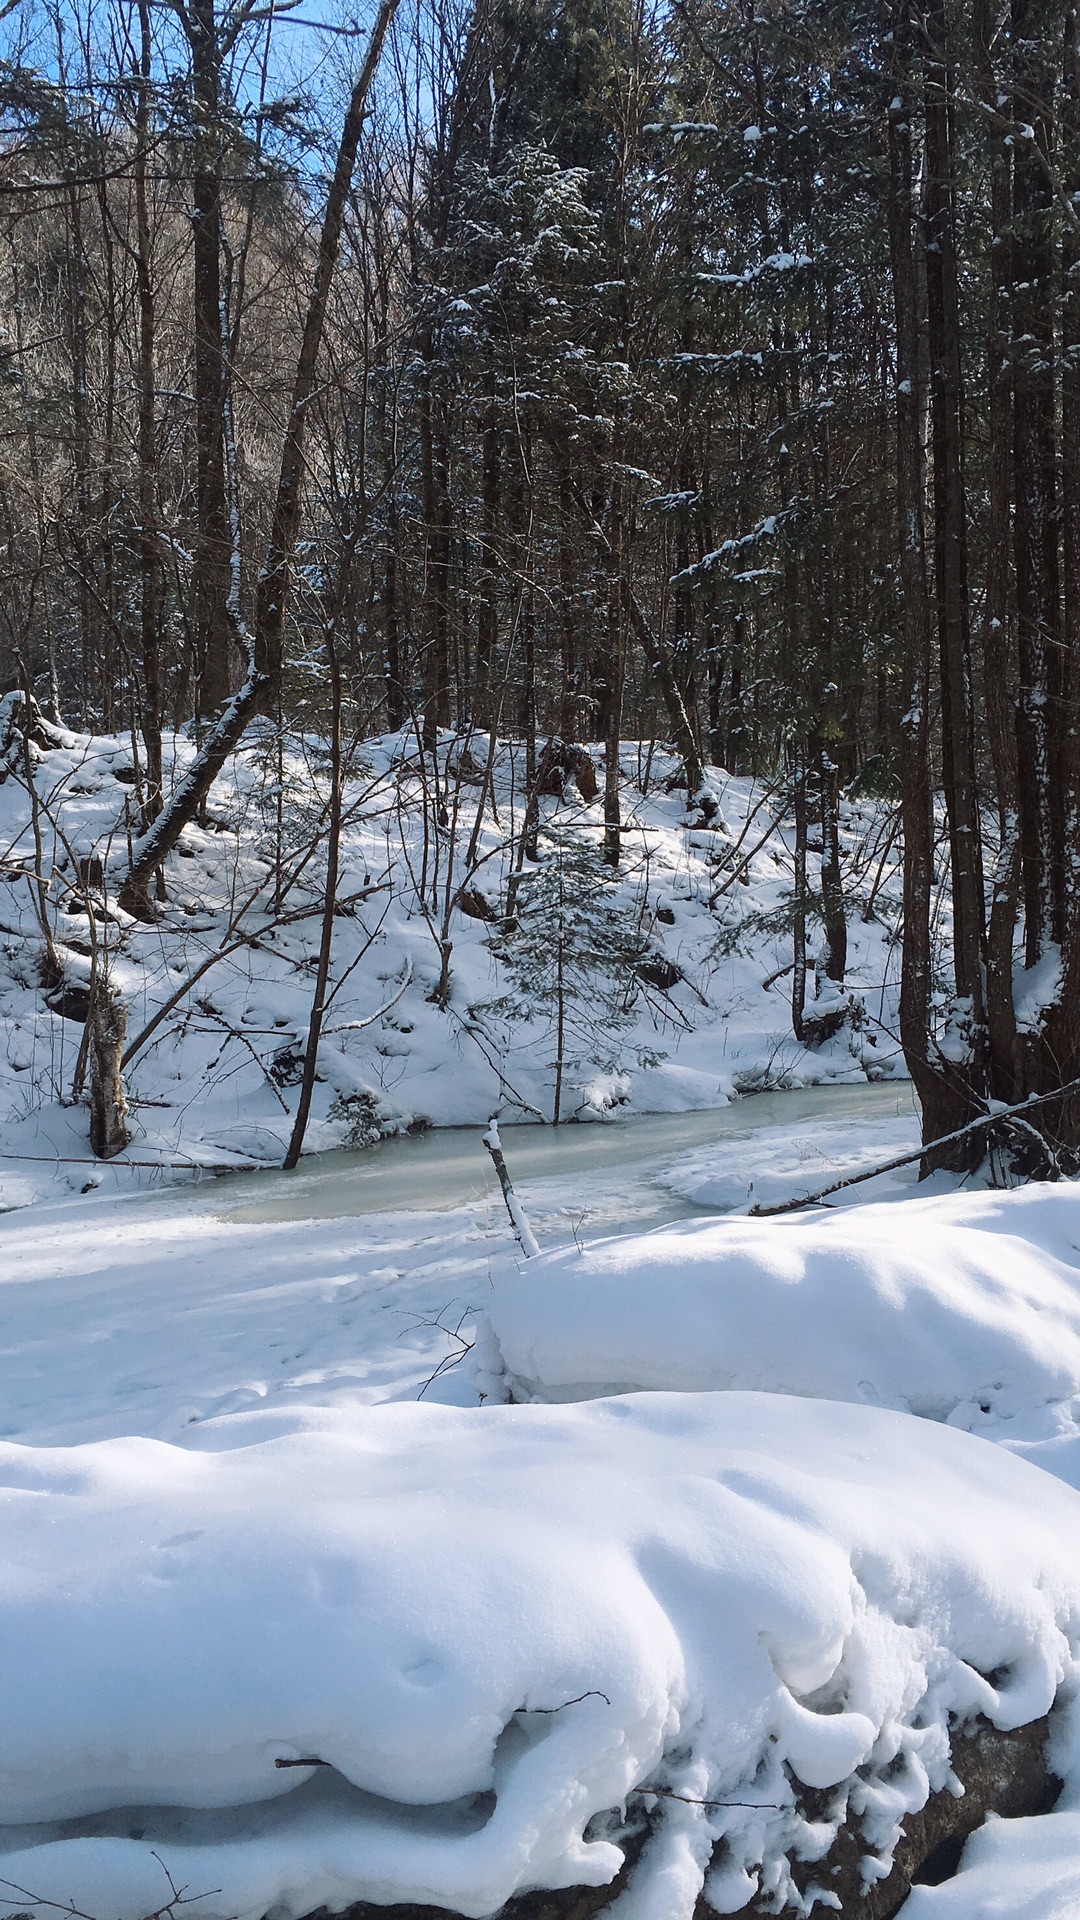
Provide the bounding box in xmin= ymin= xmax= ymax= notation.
xmin=0 ymin=1393 xmax=1078 ymax=1920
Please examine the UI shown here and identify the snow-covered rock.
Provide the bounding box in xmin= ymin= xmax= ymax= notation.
xmin=898 ymin=1811 xmax=1080 ymax=1920
xmin=0 ymin=1392 xmax=1078 ymax=1920
xmin=486 ymin=1181 xmax=1080 ymax=1435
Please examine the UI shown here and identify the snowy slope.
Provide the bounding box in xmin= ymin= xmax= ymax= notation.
xmin=0 ymin=1393 xmax=1078 ymax=1920
xmin=0 ymin=724 xmax=905 ymax=1209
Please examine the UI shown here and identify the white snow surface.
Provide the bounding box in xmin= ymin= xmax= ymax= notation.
xmin=486 ymin=1180 xmax=1080 ymax=1444
xmin=1 ymin=1392 xmax=1079 ymax=1920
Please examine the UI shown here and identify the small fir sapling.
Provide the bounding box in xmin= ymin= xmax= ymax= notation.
xmin=483 ymin=830 xmax=663 ymax=1123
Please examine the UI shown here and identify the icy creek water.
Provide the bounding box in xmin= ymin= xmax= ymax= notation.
xmin=212 ymin=1081 xmax=918 ymax=1229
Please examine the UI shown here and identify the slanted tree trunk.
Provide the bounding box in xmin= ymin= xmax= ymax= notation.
xmin=118 ymin=0 xmax=401 ymax=915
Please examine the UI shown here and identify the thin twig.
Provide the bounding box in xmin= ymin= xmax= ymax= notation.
xmin=635 ymin=1786 xmax=785 ymax=1812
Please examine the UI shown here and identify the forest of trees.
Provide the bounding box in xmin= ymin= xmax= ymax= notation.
xmin=3 ymin=0 xmax=1080 ymax=1169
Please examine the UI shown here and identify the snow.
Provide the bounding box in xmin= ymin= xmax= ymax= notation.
xmin=1 ymin=1393 xmax=1079 ymax=1920
xmin=486 ymin=1181 xmax=1080 ymax=1444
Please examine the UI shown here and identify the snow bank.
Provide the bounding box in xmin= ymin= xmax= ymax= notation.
xmin=486 ymin=1180 xmax=1080 ymax=1429
xmin=1 ymin=1392 xmax=1079 ymax=1920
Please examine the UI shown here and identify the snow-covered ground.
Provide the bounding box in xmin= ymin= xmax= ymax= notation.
xmin=0 ymin=723 xmax=905 ymax=1209
xmin=3 ymin=721 xmax=1079 ymax=1919
xmin=4 ymin=1106 xmax=1080 ymax=1917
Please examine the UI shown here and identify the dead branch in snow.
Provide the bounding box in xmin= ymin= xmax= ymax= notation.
xmin=483 ymin=1116 xmax=541 ymax=1257
xmin=748 ymin=1075 xmax=1080 ymax=1216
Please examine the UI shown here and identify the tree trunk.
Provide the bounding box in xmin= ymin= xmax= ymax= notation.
xmin=119 ymin=0 xmax=401 ymax=913
xmin=1011 ymin=0 xmax=1061 ymax=976
xmin=89 ymin=982 xmax=130 ymax=1160
xmin=188 ymin=0 xmax=232 ymax=721
xmin=282 ymin=622 xmax=343 ymax=1169
xmin=924 ymin=0 xmax=986 ymax=1075
xmin=817 ymin=737 xmax=847 ymax=984
xmin=791 ymin=746 xmax=808 ymax=1042
xmin=887 ymin=8 xmax=968 ymax=1161
xmin=134 ymin=0 xmax=164 ymax=824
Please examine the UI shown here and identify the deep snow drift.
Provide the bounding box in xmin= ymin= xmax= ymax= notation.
xmin=485 ymin=1180 xmax=1080 ymax=1477
xmin=2 ymin=1392 xmax=1079 ymax=1920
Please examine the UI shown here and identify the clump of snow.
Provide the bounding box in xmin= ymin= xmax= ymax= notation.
xmin=1 ymin=1392 xmax=1078 ymax=1920
xmin=486 ymin=1181 xmax=1080 ymax=1433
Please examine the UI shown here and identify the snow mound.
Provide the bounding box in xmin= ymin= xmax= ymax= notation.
xmin=1 ymin=1393 xmax=1078 ymax=1920
xmin=486 ymin=1180 xmax=1080 ymax=1427
xmin=899 ymin=1811 xmax=1080 ymax=1919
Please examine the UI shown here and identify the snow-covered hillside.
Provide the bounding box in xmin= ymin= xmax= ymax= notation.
xmin=0 ymin=722 xmax=904 ymax=1206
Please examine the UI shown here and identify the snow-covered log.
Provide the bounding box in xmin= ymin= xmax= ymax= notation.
xmin=0 ymin=1393 xmax=1078 ymax=1920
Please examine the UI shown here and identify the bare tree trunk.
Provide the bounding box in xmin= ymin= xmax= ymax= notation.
xmin=791 ymin=746 xmax=808 ymax=1041
xmin=1041 ymin=0 xmax=1080 ymax=1150
xmin=134 ymin=0 xmax=164 ymax=824
xmin=188 ymin=0 xmax=232 ymax=721
xmin=817 ymin=737 xmax=847 ymax=984
xmin=887 ymin=8 xmax=963 ymax=1161
xmin=89 ymin=981 xmax=130 ymax=1159
xmin=602 ymin=473 xmax=625 ymax=868
xmin=1011 ymin=0 xmax=1061 ymax=975
xmin=924 ymin=0 xmax=986 ymax=1077
xmin=975 ymin=0 xmax=1022 ymax=1104
xmin=119 ymin=0 xmax=401 ymax=913
xmin=282 ymin=623 xmax=344 ymax=1169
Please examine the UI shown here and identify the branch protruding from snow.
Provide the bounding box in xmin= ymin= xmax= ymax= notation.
xmin=483 ymin=1116 xmax=541 ymax=1258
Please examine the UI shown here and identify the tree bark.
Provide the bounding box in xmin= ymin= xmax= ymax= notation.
xmin=89 ymin=982 xmax=131 ymax=1159
xmin=887 ymin=9 xmax=966 ymax=1160
xmin=924 ymin=0 xmax=986 ymax=1070
xmin=187 ymin=0 xmax=232 ymax=720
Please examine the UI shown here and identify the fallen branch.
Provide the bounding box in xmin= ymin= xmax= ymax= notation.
xmin=323 ymin=959 xmax=413 ymax=1034
xmin=747 ymin=1076 xmax=1080 ymax=1217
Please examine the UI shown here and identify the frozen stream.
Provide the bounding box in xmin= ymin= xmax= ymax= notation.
xmin=214 ymin=1081 xmax=918 ymax=1228
xmin=0 ymin=1082 xmax=920 ymax=1447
